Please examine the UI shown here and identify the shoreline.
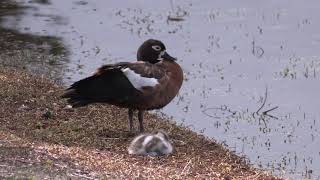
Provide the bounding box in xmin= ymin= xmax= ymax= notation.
xmin=0 ymin=66 xmax=281 ymax=179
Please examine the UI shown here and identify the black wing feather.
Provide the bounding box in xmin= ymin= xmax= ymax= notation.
xmin=62 ymin=65 xmax=138 ymax=107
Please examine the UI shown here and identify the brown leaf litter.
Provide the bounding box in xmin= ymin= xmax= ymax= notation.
xmin=0 ymin=66 xmax=283 ymax=179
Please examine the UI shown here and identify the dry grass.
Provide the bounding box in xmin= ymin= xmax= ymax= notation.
xmin=0 ymin=66 xmax=282 ymax=179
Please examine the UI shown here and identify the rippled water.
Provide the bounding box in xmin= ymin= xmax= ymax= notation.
xmin=2 ymin=0 xmax=320 ymax=178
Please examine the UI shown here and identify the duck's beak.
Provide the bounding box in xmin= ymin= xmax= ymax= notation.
xmin=160 ymin=51 xmax=177 ymax=61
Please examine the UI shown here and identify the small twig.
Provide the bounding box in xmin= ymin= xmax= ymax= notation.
xmin=264 ymin=113 xmax=279 ymax=120
xmin=256 ymin=87 xmax=268 ymax=114
xmin=252 ymin=40 xmax=264 ymax=58
xmin=180 ymin=159 xmax=192 ymax=176
xmin=80 ymin=109 xmax=94 ymax=117
xmin=262 ymin=106 xmax=279 ymax=115
xmin=167 ymin=0 xmax=185 ymax=22
xmin=258 ymin=116 xmax=267 ymax=127
xmin=167 ymin=16 xmax=184 ymax=22
xmin=254 ymin=87 xmax=279 ymax=120
xmin=71 ymin=172 xmax=94 ymax=180
xmin=100 ymin=137 xmax=127 ymax=140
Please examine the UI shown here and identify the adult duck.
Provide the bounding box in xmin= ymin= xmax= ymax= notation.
xmin=62 ymin=39 xmax=183 ymax=132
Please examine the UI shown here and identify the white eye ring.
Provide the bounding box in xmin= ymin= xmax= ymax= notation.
xmin=152 ymin=45 xmax=162 ymax=51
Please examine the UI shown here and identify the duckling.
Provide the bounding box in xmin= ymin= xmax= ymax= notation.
xmin=128 ymin=130 xmax=173 ymax=156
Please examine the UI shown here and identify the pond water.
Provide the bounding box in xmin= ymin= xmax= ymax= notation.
xmin=2 ymin=0 xmax=320 ymax=179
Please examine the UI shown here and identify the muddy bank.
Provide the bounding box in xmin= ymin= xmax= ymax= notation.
xmin=0 ymin=66 xmax=281 ymax=179
xmin=0 ymin=0 xmax=68 ymax=84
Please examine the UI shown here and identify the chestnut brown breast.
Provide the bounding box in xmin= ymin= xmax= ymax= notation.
xmin=137 ymin=60 xmax=183 ymax=110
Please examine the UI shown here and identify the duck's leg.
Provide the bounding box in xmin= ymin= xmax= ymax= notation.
xmin=128 ymin=109 xmax=134 ymax=132
xmin=138 ymin=110 xmax=144 ymax=132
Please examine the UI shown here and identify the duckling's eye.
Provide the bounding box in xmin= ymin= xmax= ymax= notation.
xmin=152 ymin=45 xmax=162 ymax=51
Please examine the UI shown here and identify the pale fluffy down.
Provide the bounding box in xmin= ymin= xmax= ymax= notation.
xmin=128 ymin=131 xmax=173 ymax=156
xmin=122 ymin=68 xmax=159 ymax=91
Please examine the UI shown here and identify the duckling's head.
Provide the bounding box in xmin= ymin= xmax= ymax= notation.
xmin=153 ymin=129 xmax=170 ymax=141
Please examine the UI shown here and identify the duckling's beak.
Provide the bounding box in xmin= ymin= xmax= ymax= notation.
xmin=161 ymin=51 xmax=177 ymax=61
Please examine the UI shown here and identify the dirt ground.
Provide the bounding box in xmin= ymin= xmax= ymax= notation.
xmin=0 ymin=66 xmax=283 ymax=179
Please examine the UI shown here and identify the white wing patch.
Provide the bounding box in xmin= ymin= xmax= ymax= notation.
xmin=122 ymin=68 xmax=159 ymax=91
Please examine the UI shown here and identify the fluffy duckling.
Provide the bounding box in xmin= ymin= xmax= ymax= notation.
xmin=128 ymin=130 xmax=173 ymax=156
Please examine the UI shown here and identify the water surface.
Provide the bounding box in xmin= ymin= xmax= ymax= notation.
xmin=2 ymin=0 xmax=320 ymax=178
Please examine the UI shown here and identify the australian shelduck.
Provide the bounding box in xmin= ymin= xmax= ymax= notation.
xmin=62 ymin=39 xmax=183 ymax=132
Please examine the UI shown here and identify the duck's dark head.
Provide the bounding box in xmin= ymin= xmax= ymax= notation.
xmin=137 ymin=39 xmax=177 ymax=64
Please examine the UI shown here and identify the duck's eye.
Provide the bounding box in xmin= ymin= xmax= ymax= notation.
xmin=152 ymin=45 xmax=162 ymax=51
